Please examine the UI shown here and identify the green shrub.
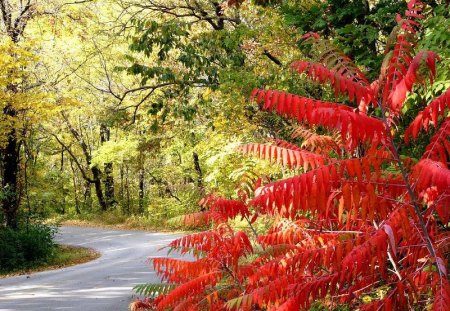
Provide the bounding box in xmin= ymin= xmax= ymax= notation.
xmin=0 ymin=224 xmax=57 ymax=272
xmin=0 ymin=228 xmax=22 ymax=270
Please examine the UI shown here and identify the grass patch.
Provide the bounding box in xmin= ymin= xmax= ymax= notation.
xmin=0 ymin=244 xmax=100 ymax=278
xmin=57 ymin=216 xmax=195 ymax=234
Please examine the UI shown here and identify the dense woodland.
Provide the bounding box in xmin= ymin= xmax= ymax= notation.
xmin=0 ymin=0 xmax=304 ymax=226
xmin=1 ymin=0 xmax=449 ymax=310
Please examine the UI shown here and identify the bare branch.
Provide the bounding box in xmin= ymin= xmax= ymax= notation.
xmin=62 ymin=0 xmax=94 ymax=5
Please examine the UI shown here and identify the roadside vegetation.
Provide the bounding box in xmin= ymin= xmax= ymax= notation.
xmin=1 ymin=242 xmax=100 ymax=277
xmin=0 ymin=223 xmax=56 ymax=273
xmin=0 ymin=222 xmax=98 ymax=275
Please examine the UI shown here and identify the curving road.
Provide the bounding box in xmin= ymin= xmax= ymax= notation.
xmin=0 ymin=226 xmax=183 ymax=311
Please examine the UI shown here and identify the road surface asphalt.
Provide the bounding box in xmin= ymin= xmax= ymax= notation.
xmin=0 ymin=226 xmax=183 ymax=311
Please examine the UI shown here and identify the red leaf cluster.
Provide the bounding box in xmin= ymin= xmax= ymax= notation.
xmin=405 ymin=88 xmax=450 ymax=142
xmin=238 ymin=142 xmax=327 ymax=171
xmin=251 ymin=88 xmax=386 ymax=151
xmin=291 ymin=61 xmax=372 ymax=106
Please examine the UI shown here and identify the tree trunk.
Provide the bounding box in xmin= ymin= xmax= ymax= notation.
xmin=83 ymin=180 xmax=92 ymax=210
xmin=69 ymin=159 xmax=81 ymax=214
xmin=1 ymin=105 xmax=20 ymax=229
xmin=119 ymin=164 xmax=125 ymax=211
xmin=104 ymin=162 xmax=115 ymax=206
xmin=100 ymin=123 xmax=115 ymax=208
xmin=60 ymin=148 xmax=66 ymax=214
xmin=24 ymin=148 xmax=31 ymax=225
xmin=125 ymin=165 xmax=130 ymax=214
xmin=92 ymin=166 xmax=107 ymax=211
xmin=138 ymin=165 xmax=145 ymax=215
xmin=62 ymin=115 xmax=107 ymax=211
xmin=192 ymin=152 xmax=205 ymax=196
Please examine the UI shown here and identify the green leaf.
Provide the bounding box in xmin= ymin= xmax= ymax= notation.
xmin=133 ymin=283 xmax=176 ymax=297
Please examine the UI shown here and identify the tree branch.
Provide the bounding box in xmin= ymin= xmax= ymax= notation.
xmin=148 ymin=172 xmax=182 ymax=202
xmin=49 ymin=132 xmax=94 ymax=183
xmin=262 ymin=49 xmax=283 ymax=66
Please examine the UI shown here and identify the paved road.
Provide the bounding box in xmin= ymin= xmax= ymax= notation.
xmin=0 ymin=226 xmax=182 ymax=311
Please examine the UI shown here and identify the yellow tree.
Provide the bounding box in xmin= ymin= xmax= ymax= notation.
xmin=0 ymin=0 xmax=37 ymax=228
xmin=0 ymin=0 xmax=57 ymax=228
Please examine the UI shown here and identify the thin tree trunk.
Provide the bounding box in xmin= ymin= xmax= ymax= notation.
xmin=1 ymin=105 xmax=20 ymax=229
xmin=119 ymin=164 xmax=125 ymax=213
xmin=22 ymin=139 xmax=34 ymax=223
xmin=192 ymin=152 xmax=205 ymax=196
xmin=69 ymin=159 xmax=81 ymax=214
xmin=83 ymin=180 xmax=92 ymax=210
xmin=138 ymin=164 xmax=145 ymax=215
xmin=60 ymin=147 xmax=66 ymax=214
xmin=100 ymin=123 xmax=115 ymax=208
xmin=125 ymin=165 xmax=130 ymax=214
xmin=24 ymin=149 xmax=31 ymax=226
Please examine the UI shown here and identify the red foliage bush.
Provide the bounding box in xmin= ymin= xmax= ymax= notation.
xmin=133 ymin=1 xmax=449 ymax=310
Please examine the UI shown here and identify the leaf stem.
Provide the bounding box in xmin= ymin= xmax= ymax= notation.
xmin=378 ymin=103 xmax=444 ymax=278
xmin=373 ymin=221 xmax=402 ymax=281
xmin=244 ymin=215 xmax=258 ymax=239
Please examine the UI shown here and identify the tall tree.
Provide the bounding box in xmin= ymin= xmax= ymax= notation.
xmin=0 ymin=0 xmax=36 ymax=228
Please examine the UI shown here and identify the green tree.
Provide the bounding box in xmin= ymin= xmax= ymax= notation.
xmin=281 ymin=0 xmax=406 ymax=76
